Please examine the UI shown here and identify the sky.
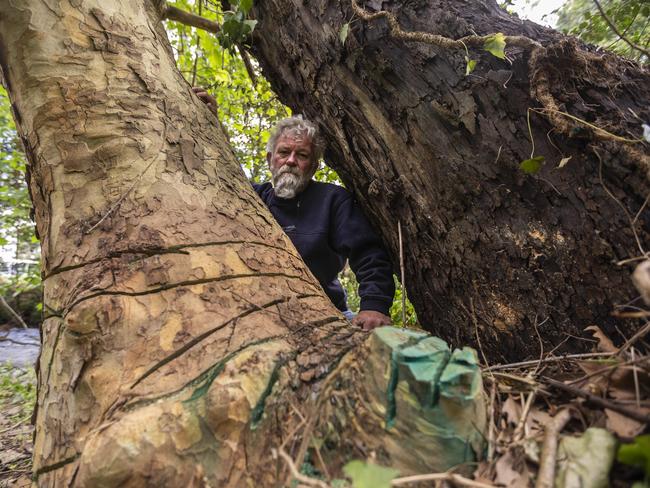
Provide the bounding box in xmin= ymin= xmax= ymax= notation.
xmin=510 ymin=0 xmax=565 ymax=27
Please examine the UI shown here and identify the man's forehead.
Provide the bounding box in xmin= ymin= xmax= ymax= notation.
xmin=277 ymin=132 xmax=313 ymax=147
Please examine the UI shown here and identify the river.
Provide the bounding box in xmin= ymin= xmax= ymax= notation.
xmin=0 ymin=328 xmax=40 ymax=368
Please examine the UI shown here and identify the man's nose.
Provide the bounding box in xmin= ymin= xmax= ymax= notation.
xmin=285 ymin=151 xmax=297 ymax=165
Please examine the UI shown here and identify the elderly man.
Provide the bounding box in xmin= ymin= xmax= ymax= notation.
xmin=193 ymin=89 xmax=394 ymax=330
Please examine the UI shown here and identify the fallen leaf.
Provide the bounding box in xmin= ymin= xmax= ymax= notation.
xmin=495 ymin=450 xmax=531 ymax=488
xmin=557 ymin=156 xmax=572 ymax=168
xmin=584 ymin=325 xmax=618 ymax=353
xmin=502 ymin=396 xmax=522 ymax=426
xmin=605 ymin=408 xmax=646 ymax=437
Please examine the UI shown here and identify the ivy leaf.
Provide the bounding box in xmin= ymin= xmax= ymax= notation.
xmin=519 ymin=155 xmax=545 ymax=175
xmin=557 ymin=156 xmax=572 ymax=168
xmin=483 ymin=32 xmax=506 ymax=59
xmin=617 ymin=434 xmax=650 ymax=474
xmin=465 ymin=56 xmax=477 ymax=76
xmin=343 ymin=460 xmax=399 ymax=488
xmin=339 ymin=23 xmax=350 ymax=44
xmin=239 ymin=0 xmax=253 ymax=15
xmin=243 ymin=19 xmax=258 ymax=34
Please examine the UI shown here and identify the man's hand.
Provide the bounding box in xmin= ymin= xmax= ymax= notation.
xmin=192 ymin=86 xmax=218 ymax=116
xmin=352 ymin=310 xmax=391 ymax=331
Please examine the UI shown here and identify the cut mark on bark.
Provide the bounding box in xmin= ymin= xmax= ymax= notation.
xmin=249 ymin=359 xmax=283 ymax=428
xmin=33 ymin=454 xmax=80 ymax=479
xmin=129 ymin=294 xmax=320 ymax=388
xmin=44 ymin=239 xmax=300 ymax=279
xmin=122 ymin=335 xmax=286 ymax=413
xmin=53 ymin=271 xmax=316 ymax=318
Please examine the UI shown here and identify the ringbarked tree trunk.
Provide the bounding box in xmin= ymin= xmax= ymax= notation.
xmin=0 ymin=0 xmax=486 ymax=486
xmin=251 ymin=0 xmax=650 ymax=361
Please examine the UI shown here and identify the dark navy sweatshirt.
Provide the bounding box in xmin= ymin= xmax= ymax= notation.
xmin=253 ymin=181 xmax=395 ymax=315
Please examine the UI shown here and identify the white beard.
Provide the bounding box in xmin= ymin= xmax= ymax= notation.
xmin=271 ymin=169 xmax=310 ymax=199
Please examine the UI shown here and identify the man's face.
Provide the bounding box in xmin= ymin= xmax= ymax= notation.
xmin=267 ymin=132 xmax=315 ymax=199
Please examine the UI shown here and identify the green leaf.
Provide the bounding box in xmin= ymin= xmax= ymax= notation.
xmin=339 ymin=23 xmax=350 ymax=44
xmin=239 ymin=0 xmax=253 ymax=15
xmin=519 ymin=155 xmax=545 ymax=175
xmin=343 ymin=460 xmax=399 ymax=488
xmin=618 ymin=435 xmax=650 ymax=474
xmin=243 ymin=19 xmax=257 ymax=32
xmin=465 ymin=56 xmax=477 ymax=76
xmin=483 ymin=32 xmax=506 ymax=59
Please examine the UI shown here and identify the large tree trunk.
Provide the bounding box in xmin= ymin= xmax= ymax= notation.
xmin=0 ymin=1 xmax=485 ymax=485
xmin=251 ymin=0 xmax=650 ymax=361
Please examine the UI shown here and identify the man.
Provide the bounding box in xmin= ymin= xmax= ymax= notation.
xmin=193 ymin=88 xmax=394 ymax=330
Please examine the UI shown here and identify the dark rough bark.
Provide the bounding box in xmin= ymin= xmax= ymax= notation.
xmin=251 ymin=0 xmax=650 ymax=361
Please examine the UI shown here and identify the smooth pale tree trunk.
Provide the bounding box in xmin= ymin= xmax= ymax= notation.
xmin=0 ymin=1 xmax=485 ymax=486
xmin=251 ymin=0 xmax=650 ymax=361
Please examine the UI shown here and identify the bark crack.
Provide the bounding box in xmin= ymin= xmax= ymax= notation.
xmin=44 ymin=239 xmax=301 ymax=279
xmin=33 ymin=454 xmax=80 ymax=479
xmin=47 ymin=271 xmax=317 ymax=318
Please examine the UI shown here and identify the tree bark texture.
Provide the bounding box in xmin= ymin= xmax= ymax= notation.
xmin=0 ymin=1 xmax=486 ymax=485
xmin=251 ymin=0 xmax=650 ymax=361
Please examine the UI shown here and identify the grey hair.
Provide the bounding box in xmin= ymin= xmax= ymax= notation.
xmin=266 ymin=115 xmax=324 ymax=165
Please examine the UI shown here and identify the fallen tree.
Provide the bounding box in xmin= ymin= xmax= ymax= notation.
xmin=250 ymin=0 xmax=650 ymax=361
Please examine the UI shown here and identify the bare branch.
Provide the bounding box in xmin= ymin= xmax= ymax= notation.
xmin=162 ymin=4 xmax=220 ymax=34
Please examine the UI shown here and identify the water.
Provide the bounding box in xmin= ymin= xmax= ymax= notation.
xmin=0 ymin=328 xmax=40 ymax=368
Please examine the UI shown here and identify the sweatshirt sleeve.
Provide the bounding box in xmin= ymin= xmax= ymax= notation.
xmin=330 ymin=192 xmax=395 ymax=315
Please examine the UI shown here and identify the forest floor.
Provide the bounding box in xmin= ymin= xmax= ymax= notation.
xmin=0 ymin=363 xmax=34 ymax=488
xmin=0 ymin=325 xmax=648 ymax=487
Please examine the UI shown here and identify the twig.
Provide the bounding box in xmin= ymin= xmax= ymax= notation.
xmin=273 ymin=448 xmax=330 ymax=488
xmin=0 ymin=295 xmax=28 ymax=329
xmin=619 ymin=320 xmax=650 ymax=354
xmin=535 ymin=409 xmax=571 ymax=488
xmin=485 ymin=352 xmax=616 ymax=371
xmin=612 ymin=310 xmax=650 ymax=318
xmin=592 ymin=0 xmax=650 ymax=58
xmin=0 ymin=415 xmax=31 ymax=435
xmin=487 ymin=382 xmax=497 ymax=462
xmin=398 ymin=221 xmax=406 ymax=326
xmin=631 ymin=348 xmax=641 ymax=410
xmin=391 ymin=472 xmax=494 ymax=487
xmin=162 ymin=4 xmax=221 ymax=33
xmin=532 ymin=316 xmax=547 ymax=377
xmin=513 ymin=390 xmax=536 ymax=441
xmin=544 ymin=376 xmax=650 ymax=424
xmin=565 ymin=355 xmax=650 ymax=385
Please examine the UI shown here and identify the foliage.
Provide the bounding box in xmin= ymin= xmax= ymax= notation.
xmin=389 ymin=277 xmax=418 ymax=327
xmin=618 ymin=435 xmax=650 ymax=486
xmin=0 ymin=364 xmax=36 ymax=421
xmin=556 ymin=0 xmax=649 ymax=63
xmin=0 ymin=86 xmax=37 ymax=257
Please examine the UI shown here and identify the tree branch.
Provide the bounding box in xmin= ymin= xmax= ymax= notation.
xmin=592 ymin=0 xmax=650 ymax=58
xmin=162 ymin=4 xmax=220 ymax=34
xmin=0 ymin=295 xmax=28 ymax=329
